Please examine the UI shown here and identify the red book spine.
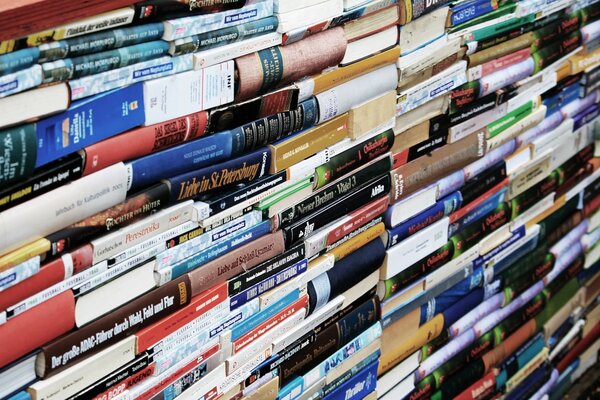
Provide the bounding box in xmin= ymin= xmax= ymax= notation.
xmin=135 ymin=282 xmax=228 ymax=353
xmin=0 ymin=290 xmax=75 ymax=368
xmin=233 ymin=295 xmax=308 ymax=353
xmin=91 ymin=362 xmax=157 ymax=400
xmin=82 ymin=111 xmax=209 ymax=176
xmin=326 ymin=196 xmax=389 ymax=246
xmin=0 ymin=244 xmax=93 ymax=311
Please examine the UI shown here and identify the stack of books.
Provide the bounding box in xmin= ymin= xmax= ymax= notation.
xmin=0 ymin=0 xmax=597 ymax=399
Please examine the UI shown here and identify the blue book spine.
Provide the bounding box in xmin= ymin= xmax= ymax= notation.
xmin=230 ymin=258 xmax=308 ymax=310
xmin=323 ymin=360 xmax=378 ymax=400
xmin=451 ymin=0 xmax=498 ymax=26
xmin=35 ymin=83 xmax=146 ymax=167
xmin=387 ymin=191 xmax=462 ymax=247
xmin=489 ymin=229 xmax=538 ymax=276
xmin=166 ymin=147 xmax=271 ymax=202
xmin=0 ymin=47 xmax=40 ymax=75
xmin=38 ymin=23 xmax=165 ymax=62
xmin=279 ymin=376 xmax=305 ymax=400
xmin=448 ymin=186 xmax=507 ymax=236
xmin=129 ymin=131 xmax=233 ymax=191
xmin=7 ymin=391 xmax=31 ymax=400
xmin=68 ymin=54 xmax=192 ymax=100
xmin=231 ymin=289 xmax=300 ymax=340
xmin=209 ymin=297 xmax=260 ymax=338
xmin=167 ymin=220 xmax=271 ymax=280
xmin=41 ymin=40 xmax=171 ymax=83
xmin=0 ymin=64 xmax=42 ymax=99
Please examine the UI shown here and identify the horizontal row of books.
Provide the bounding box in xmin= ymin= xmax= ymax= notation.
xmin=0 ymin=0 xmax=599 ymax=399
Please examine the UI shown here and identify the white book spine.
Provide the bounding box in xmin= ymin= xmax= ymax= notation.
xmin=69 ymin=55 xmax=193 ymax=100
xmin=194 ymin=32 xmax=282 ymax=70
xmin=143 ymin=62 xmax=234 ymax=126
xmin=74 ymin=243 xmax=165 ymax=297
xmin=0 ymin=64 xmax=43 ymax=98
xmin=155 ymin=211 xmax=263 ymax=270
xmin=396 ymin=61 xmax=467 ymax=116
xmin=315 ymin=64 xmax=397 ymax=123
xmin=0 ymin=162 xmax=128 ymax=257
xmin=91 ymin=201 xmax=195 ymax=264
xmin=110 ymin=220 xmax=198 ymax=266
xmin=449 ymin=102 xmax=508 ymax=143
xmin=29 ymin=336 xmax=136 ymax=400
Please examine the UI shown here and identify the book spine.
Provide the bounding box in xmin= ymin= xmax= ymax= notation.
xmin=156 ymin=210 xmax=262 ymax=270
xmin=233 ymin=295 xmax=308 ymax=354
xmin=0 ymin=64 xmax=42 ymax=99
xmin=90 ymin=201 xmax=194 ymax=264
xmin=278 ymin=154 xmax=391 ymax=228
xmin=35 ymin=83 xmax=146 ymax=167
xmin=38 ymin=23 xmax=165 ymax=63
xmin=40 ymin=276 xmax=191 ymax=377
xmin=323 ymin=360 xmax=378 ymax=400
xmin=193 ymin=31 xmax=282 ymax=70
xmin=68 ymin=54 xmax=193 ymax=100
xmin=42 ymin=41 xmax=171 ymax=83
xmin=47 ymin=183 xmax=171 ymax=257
xmin=0 ymin=152 xmax=84 ymax=213
xmin=230 ymin=259 xmax=307 ymax=310
xmin=449 ymin=184 xmax=508 ymax=236
xmin=449 ymin=0 xmax=499 ymax=27
xmin=128 ymin=132 xmax=233 ymax=191
xmin=390 ymin=131 xmax=486 ymax=202
xmin=85 ymin=112 xmax=207 ymax=174
xmin=314 ymin=129 xmax=394 ymax=189
xmin=170 ymin=16 xmax=278 ymax=56
xmin=234 ymin=27 xmax=347 ymax=101
xmin=162 ymin=0 xmax=274 ymax=40
xmin=231 ymin=97 xmax=318 ymax=156
xmin=396 ymin=61 xmax=467 ymax=116
xmin=0 ymin=256 xmax=40 ymax=292
xmin=157 ymin=220 xmax=271 ymax=283
xmin=282 ymin=174 xmax=391 ymax=247
xmin=388 ymin=191 xmax=462 ymax=246
xmin=165 ymin=147 xmax=271 ymax=203
xmin=326 ymin=197 xmax=389 ymax=248
xmin=188 ymin=230 xmax=285 ymax=296
xmin=0 ymin=47 xmax=39 ymax=75
xmin=0 ymin=163 xmax=129 ymax=257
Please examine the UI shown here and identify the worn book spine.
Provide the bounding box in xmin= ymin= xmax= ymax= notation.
xmin=38 ymin=276 xmax=191 ymax=378
xmin=399 ymin=0 xmax=452 ymax=25
xmin=234 ymin=27 xmax=347 ymax=101
xmin=390 ymin=130 xmax=485 ymax=203
xmin=188 ymin=231 xmax=285 ymax=296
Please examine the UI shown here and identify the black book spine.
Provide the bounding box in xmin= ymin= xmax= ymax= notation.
xmin=0 ymin=152 xmax=84 ymax=213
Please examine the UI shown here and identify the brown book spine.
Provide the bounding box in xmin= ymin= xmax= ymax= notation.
xmin=38 ymin=276 xmax=191 ymax=378
xmin=390 ymin=131 xmax=486 ymax=203
xmin=468 ymin=33 xmax=535 ymax=68
xmin=234 ymin=28 xmax=347 ymax=101
xmin=188 ymin=231 xmax=285 ymax=296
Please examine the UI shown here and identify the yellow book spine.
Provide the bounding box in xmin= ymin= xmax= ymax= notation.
xmin=330 ymin=223 xmax=386 ymax=261
xmin=0 ymin=238 xmax=50 ymax=272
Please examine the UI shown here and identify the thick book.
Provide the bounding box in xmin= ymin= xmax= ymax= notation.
xmin=0 ymin=162 xmax=129 ymax=257
xmin=164 ymin=147 xmax=271 ymax=203
xmin=234 ymin=27 xmax=347 ymax=101
xmin=0 ymin=84 xmax=144 ymax=184
xmin=36 ymin=276 xmax=191 ymax=378
xmin=82 ymin=111 xmax=209 ymax=176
